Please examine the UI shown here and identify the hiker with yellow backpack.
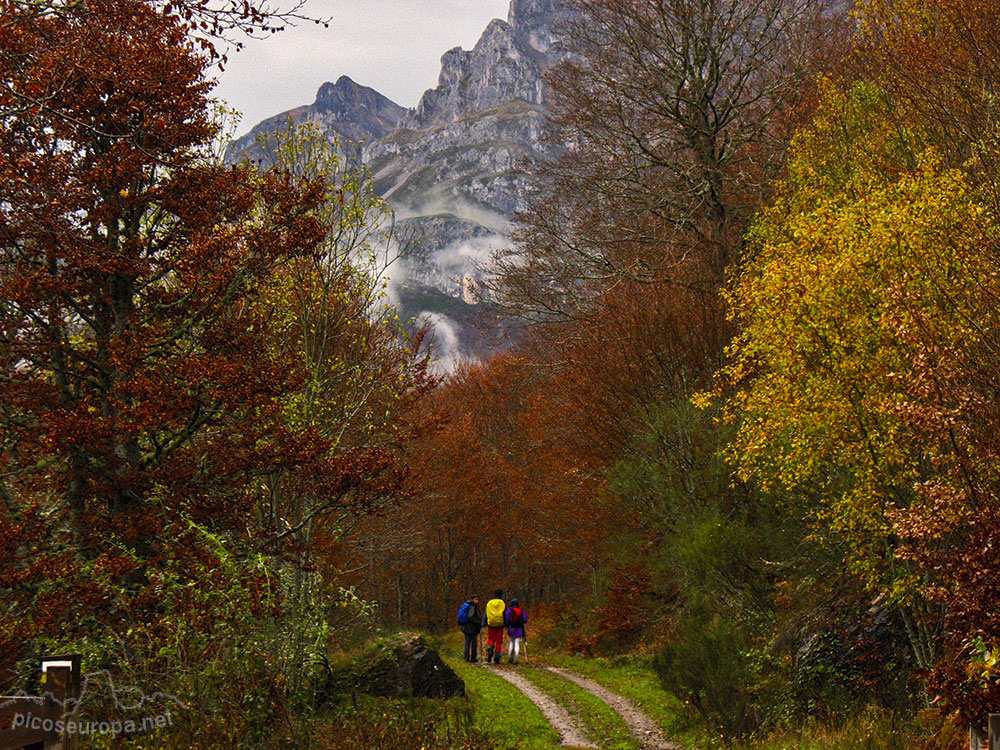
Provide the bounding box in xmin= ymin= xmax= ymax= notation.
xmin=484 ymin=589 xmax=506 ymax=664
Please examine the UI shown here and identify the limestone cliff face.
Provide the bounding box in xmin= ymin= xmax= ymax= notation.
xmin=412 ymin=0 xmax=575 ymax=128
xmin=405 ymin=18 xmax=545 ymax=129
xmin=365 ymin=0 xmax=573 ymax=365
xmin=229 ymin=0 xmax=574 ymax=364
xmin=367 ymin=0 xmax=573 ymax=216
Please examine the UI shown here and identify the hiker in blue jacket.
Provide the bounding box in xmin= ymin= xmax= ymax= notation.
xmin=504 ymin=598 xmax=528 ymax=664
xmin=458 ymin=595 xmax=483 ymax=662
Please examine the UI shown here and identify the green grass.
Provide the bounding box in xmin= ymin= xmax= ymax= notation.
xmin=543 ymin=653 xmax=705 ymax=748
xmin=738 ymin=705 xmax=937 ymax=750
xmin=424 ymin=635 xmax=939 ymax=750
xmin=541 ymin=652 xmax=934 ymax=750
xmin=518 ymin=666 xmax=637 ymax=750
xmin=443 ymin=654 xmax=562 ymax=750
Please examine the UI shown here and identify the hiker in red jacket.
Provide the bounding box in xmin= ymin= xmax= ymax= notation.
xmin=504 ymin=598 xmax=528 ymax=665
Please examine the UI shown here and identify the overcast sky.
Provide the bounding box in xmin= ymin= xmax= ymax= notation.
xmin=211 ymin=0 xmax=511 ymax=138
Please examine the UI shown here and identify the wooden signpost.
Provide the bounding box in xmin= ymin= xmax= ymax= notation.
xmin=0 ymin=655 xmax=81 ymax=750
xmin=970 ymin=715 xmax=1000 ymax=750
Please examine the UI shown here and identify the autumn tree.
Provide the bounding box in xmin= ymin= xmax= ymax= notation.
xmin=358 ymin=273 xmax=732 ymax=634
xmin=250 ymin=124 xmax=423 ymax=554
xmin=414 ymin=4 xmax=839 ymax=697
xmin=0 ymin=0 xmax=380 ymax=742
xmin=854 ymin=0 xmax=1000 ymax=208
xmin=236 ymin=123 xmax=430 ymax=692
xmin=0 ymin=0 xmax=331 ymax=523
xmin=718 ymin=80 xmax=1000 ymax=678
xmin=343 ymin=351 xmax=613 ymax=631
xmin=481 ymin=0 xmax=848 ymax=639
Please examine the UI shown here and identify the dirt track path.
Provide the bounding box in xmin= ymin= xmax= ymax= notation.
xmin=489 ymin=667 xmax=597 ymax=748
xmin=543 ymin=667 xmax=682 ymax=750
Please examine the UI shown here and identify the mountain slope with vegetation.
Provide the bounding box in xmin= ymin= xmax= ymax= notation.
xmin=228 ymin=0 xmax=576 ymax=364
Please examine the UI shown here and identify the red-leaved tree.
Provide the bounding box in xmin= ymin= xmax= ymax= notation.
xmin=0 ymin=0 xmax=333 ymax=702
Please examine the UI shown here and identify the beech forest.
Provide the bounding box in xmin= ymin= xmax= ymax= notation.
xmin=4 ymin=0 xmax=1000 ymax=748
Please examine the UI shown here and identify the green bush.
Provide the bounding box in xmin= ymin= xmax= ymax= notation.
xmin=654 ymin=600 xmax=760 ymax=740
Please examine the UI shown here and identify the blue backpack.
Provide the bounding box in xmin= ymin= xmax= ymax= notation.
xmin=457 ymin=601 xmax=473 ymax=625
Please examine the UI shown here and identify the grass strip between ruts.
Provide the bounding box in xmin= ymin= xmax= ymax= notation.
xmin=543 ymin=654 xmax=704 ymax=747
xmin=517 ymin=665 xmax=638 ymax=750
xmin=445 ymin=655 xmax=563 ymax=750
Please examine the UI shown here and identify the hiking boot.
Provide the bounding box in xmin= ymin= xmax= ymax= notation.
xmin=486 ymin=645 xmax=494 ymax=661
xmin=493 ymin=653 xmax=501 ymax=664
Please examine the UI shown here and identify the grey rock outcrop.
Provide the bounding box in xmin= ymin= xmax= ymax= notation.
xmin=366 ymin=0 xmax=573 ymax=364
xmin=367 ymin=0 xmax=574 ymax=214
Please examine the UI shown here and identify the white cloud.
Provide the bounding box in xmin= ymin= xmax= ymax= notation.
xmin=435 ymin=235 xmax=507 ymax=276
xmin=393 ymin=199 xmax=511 ymax=234
xmin=416 ymin=310 xmax=471 ymax=373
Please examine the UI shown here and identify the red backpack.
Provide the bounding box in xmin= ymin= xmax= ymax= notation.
xmin=508 ymin=607 xmax=524 ymax=627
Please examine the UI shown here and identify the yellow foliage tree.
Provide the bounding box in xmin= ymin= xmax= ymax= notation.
xmin=718 ymin=83 xmax=1000 ymax=666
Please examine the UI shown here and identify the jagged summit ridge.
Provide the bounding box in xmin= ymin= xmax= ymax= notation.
xmin=225 ymin=75 xmax=405 ymax=163
xmin=311 ymin=75 xmax=407 ymax=140
xmin=365 ymin=0 xmax=573 ymax=216
xmin=403 ymin=0 xmax=572 ymax=130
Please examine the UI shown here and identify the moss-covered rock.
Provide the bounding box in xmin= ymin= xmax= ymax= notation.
xmin=351 ymin=634 xmax=465 ymax=699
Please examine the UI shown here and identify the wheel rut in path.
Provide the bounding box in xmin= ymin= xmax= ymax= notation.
xmin=544 ymin=667 xmax=682 ymax=750
xmin=486 ymin=665 xmax=597 ymax=748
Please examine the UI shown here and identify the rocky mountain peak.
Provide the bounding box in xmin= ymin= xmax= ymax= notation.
xmin=402 ymin=0 xmax=569 ymax=131
xmin=229 ymin=0 xmax=579 ymax=365
xmin=309 ymin=76 xmax=406 ymax=140
xmin=225 ymin=76 xmax=405 ymax=166
xmin=313 ymin=76 xmax=364 ymax=111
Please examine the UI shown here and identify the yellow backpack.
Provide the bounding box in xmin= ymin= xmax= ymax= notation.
xmin=486 ymin=598 xmax=506 ymax=627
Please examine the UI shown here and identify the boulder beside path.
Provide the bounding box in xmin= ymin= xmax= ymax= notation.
xmin=353 ymin=634 xmax=465 ymax=699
